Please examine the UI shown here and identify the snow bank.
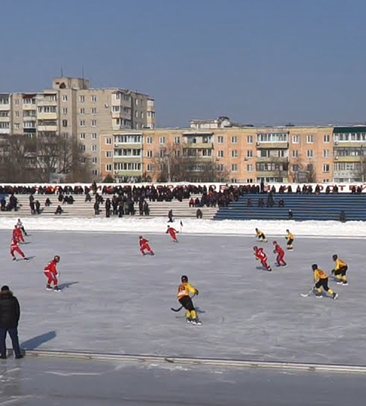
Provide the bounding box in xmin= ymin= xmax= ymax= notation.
xmin=0 ymin=217 xmax=364 ymax=238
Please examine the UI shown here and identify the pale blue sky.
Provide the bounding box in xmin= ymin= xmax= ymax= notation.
xmin=1 ymin=0 xmax=366 ymax=127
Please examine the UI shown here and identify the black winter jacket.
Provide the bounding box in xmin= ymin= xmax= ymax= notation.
xmin=0 ymin=291 xmax=20 ymax=328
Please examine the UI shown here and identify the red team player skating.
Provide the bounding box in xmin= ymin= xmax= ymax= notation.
xmin=253 ymin=246 xmax=272 ymax=271
xmin=12 ymin=225 xmax=24 ymax=243
xmin=273 ymin=241 xmax=287 ymax=267
xmin=139 ymin=236 xmax=155 ymax=256
xmin=44 ymin=256 xmax=61 ymax=292
xmin=10 ymin=237 xmax=28 ymax=261
xmin=166 ymin=225 xmax=179 ymax=242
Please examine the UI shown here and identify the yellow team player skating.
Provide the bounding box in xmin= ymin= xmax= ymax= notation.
xmin=331 ymin=255 xmax=348 ymax=286
xmin=255 ymin=228 xmax=267 ymax=242
xmin=285 ymin=229 xmax=294 ymax=250
xmin=312 ymin=264 xmax=338 ymax=299
xmin=177 ymin=275 xmax=201 ymax=325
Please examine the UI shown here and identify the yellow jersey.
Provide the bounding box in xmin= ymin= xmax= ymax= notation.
xmin=335 ymin=258 xmax=347 ymax=270
xmin=314 ymin=268 xmax=328 ymax=282
xmin=256 ymin=230 xmax=264 ymax=238
xmin=287 ymin=232 xmax=294 ymax=240
xmin=177 ymin=283 xmax=198 ymax=299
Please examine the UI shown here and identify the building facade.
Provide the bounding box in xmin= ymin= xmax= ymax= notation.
xmin=0 ymin=77 xmax=155 ymax=180
xmin=106 ymin=124 xmax=366 ymax=183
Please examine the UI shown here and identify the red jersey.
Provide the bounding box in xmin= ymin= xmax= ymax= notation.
xmin=44 ymin=260 xmax=58 ymax=275
xmin=13 ymin=228 xmax=22 ymax=241
xmin=11 ymin=237 xmax=19 ymax=249
xmin=255 ymin=248 xmax=267 ymax=261
xmin=274 ymin=244 xmax=284 ymax=255
xmin=139 ymin=238 xmax=149 ymax=247
xmin=166 ymin=227 xmax=177 ymax=237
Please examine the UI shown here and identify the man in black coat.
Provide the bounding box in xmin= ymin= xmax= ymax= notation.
xmin=0 ymin=286 xmax=23 ymax=359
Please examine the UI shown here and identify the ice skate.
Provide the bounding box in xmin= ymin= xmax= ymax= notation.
xmin=46 ymin=285 xmax=53 ymax=291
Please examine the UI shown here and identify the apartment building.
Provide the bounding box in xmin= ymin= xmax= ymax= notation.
xmin=1 ymin=77 xmax=155 ymax=180
xmin=107 ymin=123 xmax=366 ymax=183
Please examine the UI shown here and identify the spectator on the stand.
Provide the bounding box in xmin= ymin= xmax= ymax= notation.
xmin=168 ymin=209 xmax=174 ymax=223
xmin=45 ymin=198 xmax=51 ymax=207
xmin=196 ymin=208 xmax=203 ymax=219
xmin=279 ymin=198 xmax=285 ymax=207
xmin=296 ymin=186 xmax=301 ymax=194
xmin=258 ymin=198 xmax=264 ymax=207
xmin=55 ymin=205 xmax=63 ymax=215
xmin=288 ymin=209 xmax=293 ymax=219
xmin=105 ymin=198 xmax=111 ymax=218
xmin=247 ymin=198 xmax=252 ymax=207
xmin=35 ymin=200 xmax=41 ymax=214
xmin=143 ymin=201 xmax=150 ymax=216
xmin=94 ymin=201 xmax=100 ymax=215
xmin=85 ymin=193 xmax=92 ymax=202
xmin=189 ymin=198 xmax=195 ymax=208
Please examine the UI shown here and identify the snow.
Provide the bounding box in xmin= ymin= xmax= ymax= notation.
xmin=0 ymin=216 xmax=365 ymax=237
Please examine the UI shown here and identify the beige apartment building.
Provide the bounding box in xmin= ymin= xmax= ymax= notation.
xmin=0 ymin=77 xmax=155 ymax=180
xmin=106 ymin=121 xmax=366 ymax=183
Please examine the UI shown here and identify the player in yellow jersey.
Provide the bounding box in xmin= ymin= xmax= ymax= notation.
xmin=331 ymin=255 xmax=348 ymax=286
xmin=312 ymin=264 xmax=338 ymax=299
xmin=285 ymin=229 xmax=294 ymax=250
xmin=177 ymin=275 xmax=201 ymax=325
xmin=255 ymin=228 xmax=267 ymax=242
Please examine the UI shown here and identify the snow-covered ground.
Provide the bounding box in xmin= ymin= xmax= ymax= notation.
xmin=0 ymin=216 xmax=365 ymax=237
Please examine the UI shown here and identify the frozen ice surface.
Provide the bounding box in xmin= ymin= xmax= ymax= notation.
xmin=0 ymin=229 xmax=366 ymax=365
xmin=1 ymin=357 xmax=365 ymax=406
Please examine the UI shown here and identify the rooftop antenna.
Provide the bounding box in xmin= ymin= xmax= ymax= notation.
xmin=61 ymin=67 xmax=63 ymax=77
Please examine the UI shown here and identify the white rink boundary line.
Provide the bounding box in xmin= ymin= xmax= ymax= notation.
xmin=25 ymin=350 xmax=366 ymax=374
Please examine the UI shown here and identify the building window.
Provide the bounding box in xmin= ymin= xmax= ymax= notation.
xmin=323 ymin=149 xmax=330 ymax=158
xmin=324 ymin=134 xmax=330 ymax=143
xmin=106 ymin=164 xmax=112 ymax=171
xmin=159 ymin=137 xmax=165 ymax=144
xmin=231 ymin=136 xmax=238 ymax=144
xmin=80 ymin=133 xmax=86 ymax=140
xmin=247 ymin=164 xmax=253 ymax=172
xmin=79 ymin=108 xmax=85 ymax=115
xmin=135 ymin=99 xmax=139 ymax=105
xmin=62 ymin=108 xmax=68 ymax=114
xmin=14 ymin=123 xmax=20 ymax=129
xmin=293 ymin=164 xmax=299 ymax=172
xmin=247 ymin=135 xmax=253 ymax=143
xmin=91 ymin=120 xmax=97 ymax=127
xmin=62 ymin=95 xmax=68 ymax=102
xmin=92 ymin=157 xmax=98 ymax=164
xmin=247 ymin=150 xmax=253 ymax=158
xmin=91 ymin=107 xmax=97 ymax=114
xmin=146 ymin=137 xmax=153 ymax=144
xmin=106 ymin=151 xmax=112 ymax=158
xmin=147 ymin=164 xmax=153 ymax=172
xmin=307 ymin=135 xmax=314 ymax=143
xmin=80 ymin=144 xmax=86 ymax=152
xmin=307 ymin=150 xmax=314 ymax=158
xmin=14 ymin=99 xmax=19 ymax=105
xmin=15 ymin=111 xmax=20 ymax=117
xmin=292 ymin=135 xmax=300 ymax=144
xmin=231 ymin=150 xmax=238 ymax=158
xmin=91 ymin=133 xmax=97 ymax=139
xmin=217 ymin=136 xmax=224 ymax=143
xmin=91 ymin=95 xmax=97 ymax=102
xmin=146 ymin=150 xmax=153 ymax=158
xmin=231 ymin=178 xmax=238 ymax=183
xmin=292 ymin=150 xmax=299 ymax=158
xmin=135 ymin=111 xmax=139 ymax=118
xmin=105 ymin=137 xmax=112 ymax=144
xmin=80 ymin=120 xmax=85 ymax=127
xmin=92 ymin=169 xmax=98 ymax=175
xmin=174 ymin=136 xmax=180 ymax=144
xmin=232 ymin=164 xmax=238 ymax=172
xmin=79 ymin=95 xmax=85 ymax=103
xmin=62 ymin=120 xmax=68 ymax=127
xmin=92 ymin=145 xmax=97 ymax=152
xmin=218 ymin=150 xmax=224 ymax=158
xmin=323 ymin=164 xmax=330 ymax=173
xmin=217 ymin=164 xmax=224 ymax=172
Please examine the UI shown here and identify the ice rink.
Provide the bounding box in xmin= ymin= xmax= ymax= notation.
xmin=0 ymin=229 xmax=365 ymax=365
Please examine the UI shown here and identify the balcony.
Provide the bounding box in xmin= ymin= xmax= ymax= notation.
xmin=37 ymin=112 xmax=57 ymax=120
xmin=256 ymin=142 xmax=289 ymax=149
xmin=256 ymin=170 xmax=289 ymax=178
xmin=23 ymin=115 xmax=37 ymax=122
xmin=0 ymin=116 xmax=10 ymax=122
xmin=0 ymin=104 xmax=10 ymax=111
xmin=37 ymin=124 xmax=58 ymax=132
xmin=111 ymin=110 xmax=132 ymax=119
xmin=0 ymin=128 xmax=10 ymax=134
xmin=257 ymin=157 xmax=288 ymax=163
xmin=334 ymin=156 xmax=362 ymax=162
xmin=184 ymin=142 xmax=214 ymax=149
xmin=23 ymin=103 xmax=37 ymax=111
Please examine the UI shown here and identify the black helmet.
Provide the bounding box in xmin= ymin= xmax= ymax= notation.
xmin=332 ymin=254 xmax=338 ymax=260
xmin=253 ymin=246 xmax=258 ymax=250
xmin=312 ymin=264 xmax=317 ymax=271
xmin=181 ymin=275 xmax=188 ymax=283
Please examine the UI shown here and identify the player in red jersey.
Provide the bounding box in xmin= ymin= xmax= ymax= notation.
xmin=12 ymin=225 xmax=24 ymax=243
xmin=253 ymin=246 xmax=272 ymax=271
xmin=139 ymin=236 xmax=154 ymax=256
xmin=273 ymin=241 xmax=287 ymax=267
xmin=10 ymin=237 xmax=27 ymax=261
xmin=166 ymin=225 xmax=178 ymax=242
xmin=44 ymin=256 xmax=61 ymax=291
